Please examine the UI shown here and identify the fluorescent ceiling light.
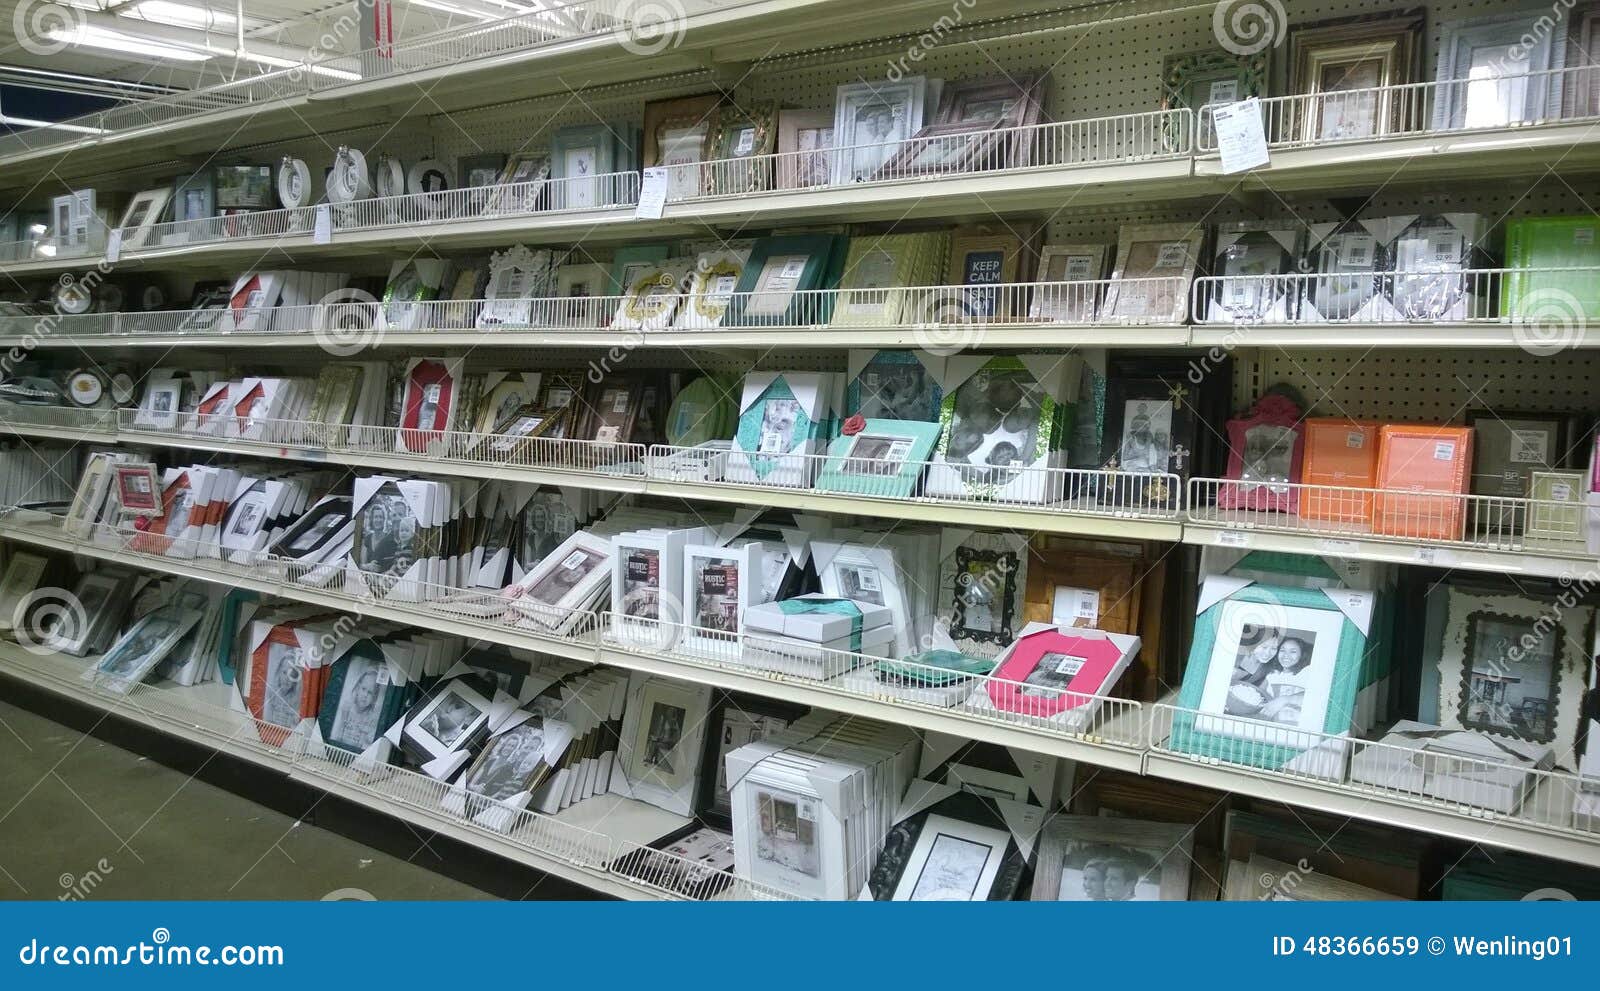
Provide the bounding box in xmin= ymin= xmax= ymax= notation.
xmin=125 ymin=1 xmax=258 ymax=31
xmin=46 ymin=24 xmax=212 ymax=61
xmin=0 ymin=115 xmax=107 ymax=135
xmin=238 ymin=51 xmax=361 ymax=82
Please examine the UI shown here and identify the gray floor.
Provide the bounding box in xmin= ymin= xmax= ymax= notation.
xmin=0 ymin=699 xmax=493 ymax=900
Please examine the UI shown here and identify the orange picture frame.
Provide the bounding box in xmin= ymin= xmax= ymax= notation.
xmin=1299 ymin=418 xmax=1381 ymax=524
xmin=1373 ymin=424 xmax=1474 ymax=541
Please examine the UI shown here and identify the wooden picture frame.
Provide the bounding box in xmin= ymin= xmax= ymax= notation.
xmin=642 ymin=93 xmax=723 ymax=168
xmin=1285 ymin=9 xmax=1426 ymax=143
xmin=776 ymin=109 xmax=835 ymax=190
xmin=946 ymin=229 xmax=1025 ymax=322
xmin=1032 ymin=815 xmax=1193 ymax=901
xmin=1160 ymin=50 xmax=1269 ymax=148
xmin=702 ymin=103 xmax=777 ymax=196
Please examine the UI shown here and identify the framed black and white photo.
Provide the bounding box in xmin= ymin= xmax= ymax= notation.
xmin=611 ymin=673 xmax=712 ymax=817
xmin=890 ymin=814 xmax=1012 ymax=901
xmin=462 ymin=719 xmax=552 ymax=802
xmin=1032 ymin=815 xmax=1193 ymax=901
xmin=402 ymin=679 xmax=494 ymax=762
xmin=831 ymin=77 xmax=934 ymax=183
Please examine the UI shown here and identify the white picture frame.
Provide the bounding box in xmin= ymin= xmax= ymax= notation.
xmin=476 ymin=244 xmax=553 ymax=329
xmin=609 ymin=673 xmax=712 ymax=816
xmin=117 ymin=187 xmax=171 ymax=250
xmin=401 ymin=679 xmax=494 ymax=762
xmin=831 ymin=78 xmax=933 ymax=184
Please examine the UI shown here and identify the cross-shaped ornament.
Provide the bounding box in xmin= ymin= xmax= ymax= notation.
xmin=1167 ymin=382 xmax=1189 ymax=410
xmin=1170 ymin=444 xmax=1190 ymax=472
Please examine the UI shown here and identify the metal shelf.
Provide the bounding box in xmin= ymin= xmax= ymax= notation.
xmin=1181 ymin=523 xmax=1593 ymax=582
xmin=0 ymin=640 xmax=735 ymax=901
xmin=1187 ymin=322 xmax=1600 ymax=350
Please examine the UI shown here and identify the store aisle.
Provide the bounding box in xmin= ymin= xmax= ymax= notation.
xmin=0 ymin=699 xmax=492 ymax=901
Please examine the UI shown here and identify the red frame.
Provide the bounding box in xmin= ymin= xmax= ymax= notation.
xmin=130 ymin=471 xmax=191 ymax=555
xmin=400 ymin=359 xmax=455 ymax=453
xmin=986 ymin=628 xmax=1125 ymax=718
xmin=1217 ymin=407 xmax=1305 ymax=513
xmin=231 ymin=382 xmax=266 ymax=434
xmin=114 ymin=464 xmax=160 ymax=513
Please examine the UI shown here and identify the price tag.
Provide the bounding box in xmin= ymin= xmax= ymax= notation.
xmin=1414 ymin=546 xmax=1456 ymax=566
xmin=1212 ymin=98 xmax=1270 ymax=175
xmin=1217 ymin=530 xmax=1250 ymax=547
xmin=313 ymin=204 xmax=333 ymax=244
xmin=1318 ymin=538 xmax=1359 ymax=554
xmin=635 ymin=167 xmax=668 ymax=220
xmin=104 ymin=229 xmax=122 ymax=263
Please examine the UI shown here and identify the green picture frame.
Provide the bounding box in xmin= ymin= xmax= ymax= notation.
xmin=815 ymin=418 xmax=941 ymax=497
xmin=725 ymin=234 xmax=839 ymax=326
xmin=318 ymin=638 xmax=408 ymax=755
xmin=1170 ymin=583 xmax=1366 ymax=775
xmin=1159 ymin=49 xmax=1269 ymax=149
xmin=608 ymin=244 xmax=671 ymax=298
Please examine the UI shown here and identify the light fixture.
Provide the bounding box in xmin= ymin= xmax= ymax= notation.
xmin=45 ymin=24 xmax=212 ymax=62
xmin=0 ymin=115 xmax=108 ymax=135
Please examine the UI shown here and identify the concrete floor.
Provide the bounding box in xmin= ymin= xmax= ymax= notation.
xmin=0 ymin=698 xmax=495 ymax=901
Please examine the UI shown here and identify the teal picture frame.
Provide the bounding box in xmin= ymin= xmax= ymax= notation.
xmin=318 ymin=639 xmax=408 ymax=755
xmin=1170 ymin=583 xmax=1366 ymax=773
xmin=816 ymin=418 xmax=941 ymax=498
xmin=549 ymin=123 xmax=620 ymax=210
xmin=725 ymin=234 xmax=839 ymax=326
xmin=608 ymin=243 xmax=671 ymax=298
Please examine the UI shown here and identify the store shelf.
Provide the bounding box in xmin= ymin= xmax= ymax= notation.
xmin=1181 ymin=522 xmax=1594 ymax=581
xmin=0 ymin=640 xmax=777 ymax=900
xmin=1187 ymin=321 xmax=1600 ymax=350
xmin=0 ymin=512 xmax=1148 ymax=773
xmin=1147 ymin=701 xmax=1600 ymax=871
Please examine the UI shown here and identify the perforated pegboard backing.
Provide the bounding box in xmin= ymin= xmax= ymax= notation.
xmin=1246 ymin=347 xmax=1600 ymax=425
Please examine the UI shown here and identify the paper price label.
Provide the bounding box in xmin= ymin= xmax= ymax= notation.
xmin=1434 ymin=441 xmax=1456 ymax=461
xmin=634 ymin=167 xmax=668 ymax=220
xmin=1552 ymin=482 xmax=1574 ymax=502
xmin=313 ymin=204 xmax=333 ymax=244
xmin=560 ymin=551 xmax=587 ymax=570
xmin=1217 ymin=530 xmax=1250 ymax=547
xmin=104 ymin=229 xmax=122 ymax=263
xmin=854 ymin=568 xmax=881 ymax=592
xmin=1414 ymin=546 xmax=1456 ymax=566
xmin=1347 ymin=432 xmax=1365 ymax=448
xmin=1318 ymin=539 xmax=1359 ymax=554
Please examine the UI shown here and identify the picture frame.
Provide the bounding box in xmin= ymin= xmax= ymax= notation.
xmin=397 ymin=356 xmax=463 ymax=452
xmin=1201 ymin=225 xmax=1299 ymax=324
xmin=483 ymin=153 xmax=550 ymax=215
xmin=675 ymin=243 xmax=751 ymax=329
xmin=1285 ymin=10 xmax=1426 ymax=143
xmin=984 ymin=624 xmax=1138 ymax=724
xmin=814 ymin=540 xmax=915 ymax=656
xmin=889 ymin=813 xmax=1013 ymax=901
xmin=1373 ymin=424 xmax=1473 ymax=541
xmin=695 ymin=692 xmax=806 ymax=828
xmin=680 ymin=540 xmax=784 ymax=654
xmin=549 ymin=123 xmax=616 ymax=210
xmin=318 ymin=639 xmax=406 ymax=755
xmin=928 ymin=355 xmax=1067 ymax=502
xmin=938 ymin=529 xmax=1027 ymax=657
xmin=1527 ymin=470 xmax=1587 ymax=542
xmin=1029 ymin=244 xmax=1108 ymax=323
xmin=1432 ymin=8 xmax=1567 ymax=131
xmin=115 ymin=462 xmax=163 ymax=516
xmin=945 ymin=229 xmax=1025 ymax=322
xmin=702 ymin=103 xmax=777 ymax=196
xmin=401 ymin=678 xmax=494 ymax=763
xmin=815 ymin=418 xmax=941 ymax=498
xmin=43 ymin=571 xmax=127 ymax=657
xmin=1160 ymin=50 xmax=1269 ymax=148
xmin=1298 ymin=418 xmax=1380 ymax=524
xmin=726 ymin=371 xmax=831 ymax=488
xmin=611 ymin=257 xmax=691 ymax=331
xmin=476 ymin=244 xmax=552 ymax=328
xmin=84 ymin=604 xmax=201 ymax=696
xmin=1435 ymin=587 xmax=1590 ymax=753
xmin=1100 ymin=223 xmax=1205 ymax=323
xmin=506 ymin=530 xmax=611 ymax=634
xmin=934 ymin=74 xmax=1045 ymax=131
xmin=133 ymin=379 xmax=181 ymax=431
xmin=117 ymin=187 xmax=172 ymax=250
xmin=1171 ymin=581 xmax=1370 ymax=779
xmin=581 ymin=378 xmax=641 ymax=444
xmin=1217 ymin=404 xmax=1305 ymax=513
xmin=214 ymin=164 xmax=274 ymax=210
xmin=1032 ymin=815 xmax=1193 ymax=901
xmin=725 ymin=234 xmax=837 ymax=326
xmin=173 ymin=170 xmax=216 ymax=223
xmin=831 ymin=77 xmax=933 ymax=184
xmin=268 ymin=496 xmax=354 ymax=564
xmin=1466 ymin=410 xmax=1565 ymax=533
xmin=776 ymin=109 xmax=836 ymax=190
xmin=457 ymin=153 xmax=508 ymax=212
xmin=0 ymin=552 xmax=47 ymax=635
xmin=1236 ymin=853 xmax=1401 ymax=902
xmin=846 ymin=348 xmax=943 ymax=422
xmin=874 ymin=119 xmax=1003 ymax=180
xmin=352 ymin=479 xmax=426 ymax=593
xmin=829 ymin=235 xmax=928 ymax=327
xmin=1564 ymin=3 xmax=1600 ymax=118
xmin=643 ymin=93 xmax=722 ymax=169
xmin=460 ymin=717 xmax=563 ymax=809
xmin=1102 ymin=376 xmax=1194 ymax=498
xmin=611 ymin=673 xmax=712 ymax=817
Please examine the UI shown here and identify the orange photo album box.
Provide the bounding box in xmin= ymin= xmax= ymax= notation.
xmin=1299 ymin=419 xmax=1381 ymax=524
xmin=1373 ymin=424 xmax=1474 ymax=541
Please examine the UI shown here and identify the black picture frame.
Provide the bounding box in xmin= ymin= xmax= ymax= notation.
xmin=950 ymin=544 xmax=1019 ymax=646
xmin=1466 ymin=409 xmax=1567 ymax=535
xmin=268 ymin=496 xmax=353 ymax=561
xmin=693 ymin=691 xmax=809 ymax=831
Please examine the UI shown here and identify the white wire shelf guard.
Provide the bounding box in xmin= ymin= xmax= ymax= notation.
xmin=1185 ymin=477 xmax=1593 ymax=558
xmin=1191 ymin=266 xmax=1600 ymax=327
xmin=1197 ymin=65 xmax=1600 ymax=153
xmin=0 ymin=277 xmax=1190 ymax=342
xmin=1148 ymin=702 xmax=1598 ymax=842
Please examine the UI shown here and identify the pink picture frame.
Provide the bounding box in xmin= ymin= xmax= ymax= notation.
xmin=1217 ymin=407 xmax=1305 ymax=513
xmin=986 ymin=628 xmax=1125 ymax=718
